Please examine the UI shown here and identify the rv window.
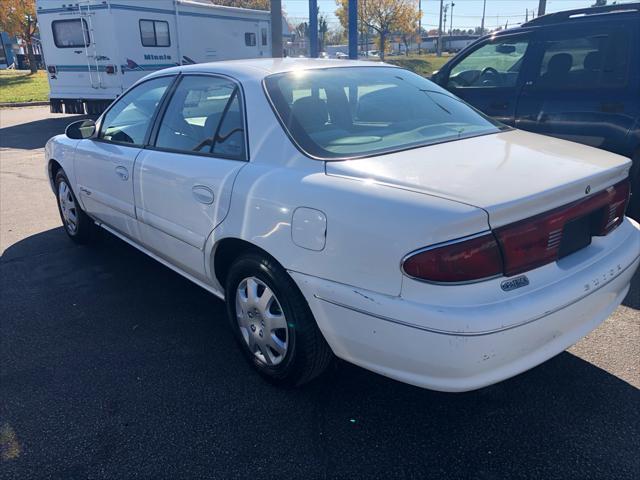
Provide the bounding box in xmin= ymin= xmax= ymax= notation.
xmin=245 ymin=33 xmax=256 ymax=47
xmin=139 ymin=20 xmax=170 ymax=47
xmin=261 ymin=28 xmax=268 ymax=46
xmin=52 ymin=19 xmax=90 ymax=48
xmin=155 ymin=76 xmax=246 ymax=160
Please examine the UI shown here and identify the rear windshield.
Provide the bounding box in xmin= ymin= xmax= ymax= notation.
xmin=264 ymin=67 xmax=505 ymax=160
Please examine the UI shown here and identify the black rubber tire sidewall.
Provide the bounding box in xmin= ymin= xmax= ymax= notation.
xmin=54 ymin=170 xmax=93 ymax=244
xmin=225 ymin=252 xmax=331 ymax=386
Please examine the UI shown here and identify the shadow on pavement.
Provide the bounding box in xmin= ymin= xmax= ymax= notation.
xmin=1 ymin=227 xmax=639 ymax=479
xmin=0 ymin=114 xmax=92 ymax=150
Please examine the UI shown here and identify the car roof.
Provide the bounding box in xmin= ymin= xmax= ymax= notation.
xmin=145 ymin=58 xmax=387 ymax=82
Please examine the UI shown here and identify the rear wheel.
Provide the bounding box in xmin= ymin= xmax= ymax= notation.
xmin=54 ymin=170 xmax=95 ymax=244
xmin=225 ymin=252 xmax=333 ymax=386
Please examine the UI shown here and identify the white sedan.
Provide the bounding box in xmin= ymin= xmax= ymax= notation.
xmin=46 ymin=59 xmax=640 ymax=392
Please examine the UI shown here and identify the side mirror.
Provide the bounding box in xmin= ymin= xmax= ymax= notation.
xmin=430 ymin=69 xmax=445 ymax=86
xmin=65 ymin=119 xmax=96 ymax=139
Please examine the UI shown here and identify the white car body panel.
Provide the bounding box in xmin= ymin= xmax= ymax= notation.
xmin=45 ymin=58 xmax=640 ymax=391
xmin=326 ymin=129 xmax=632 ymax=227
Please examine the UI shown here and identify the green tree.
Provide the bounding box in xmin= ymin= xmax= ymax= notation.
xmin=335 ymin=0 xmax=420 ymax=60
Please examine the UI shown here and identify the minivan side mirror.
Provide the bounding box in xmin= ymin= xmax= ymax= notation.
xmin=65 ymin=119 xmax=96 ymax=139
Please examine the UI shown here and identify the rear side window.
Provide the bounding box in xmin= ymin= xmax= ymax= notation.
xmin=52 ymin=19 xmax=90 ymax=48
xmin=533 ymin=27 xmax=630 ymax=89
xmin=139 ymin=20 xmax=170 ymax=47
xmin=99 ymin=76 xmax=174 ymax=145
xmin=154 ymin=76 xmax=246 ymax=160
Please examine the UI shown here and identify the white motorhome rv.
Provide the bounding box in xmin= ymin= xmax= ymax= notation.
xmin=36 ymin=0 xmax=271 ymax=114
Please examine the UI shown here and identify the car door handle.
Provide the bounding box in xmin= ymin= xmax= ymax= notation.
xmin=192 ymin=185 xmax=214 ymax=205
xmin=115 ymin=166 xmax=129 ymax=181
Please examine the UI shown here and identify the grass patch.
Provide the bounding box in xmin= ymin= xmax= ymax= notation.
xmin=0 ymin=70 xmax=50 ymax=104
xmin=385 ymin=54 xmax=451 ymax=77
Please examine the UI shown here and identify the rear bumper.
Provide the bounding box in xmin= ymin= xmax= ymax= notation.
xmin=290 ymin=218 xmax=640 ymax=392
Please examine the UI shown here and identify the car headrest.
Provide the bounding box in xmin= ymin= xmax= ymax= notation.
xmin=546 ymin=53 xmax=573 ymax=75
xmin=291 ymin=96 xmax=328 ymax=132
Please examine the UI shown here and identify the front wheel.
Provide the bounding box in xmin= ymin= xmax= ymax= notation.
xmin=54 ymin=170 xmax=95 ymax=244
xmin=225 ymin=252 xmax=333 ymax=386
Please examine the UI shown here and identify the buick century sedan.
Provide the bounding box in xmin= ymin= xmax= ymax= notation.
xmin=46 ymin=59 xmax=640 ymax=392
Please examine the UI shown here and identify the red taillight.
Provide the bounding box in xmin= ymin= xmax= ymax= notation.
xmin=402 ymin=180 xmax=630 ymax=283
xmin=495 ymin=180 xmax=630 ymax=276
xmin=47 ymin=65 xmax=56 ymax=74
xmin=402 ymin=233 xmax=503 ymax=283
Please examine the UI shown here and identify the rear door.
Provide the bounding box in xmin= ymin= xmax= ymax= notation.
xmin=133 ymin=74 xmax=248 ymax=280
xmin=438 ymin=33 xmax=534 ymax=125
xmin=514 ymin=20 xmax=637 ymax=155
xmin=75 ymin=75 xmax=175 ymax=238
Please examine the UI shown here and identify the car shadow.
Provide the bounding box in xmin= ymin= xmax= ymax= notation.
xmin=1 ymin=227 xmax=639 ymax=479
xmin=0 ymin=113 xmax=93 ymax=150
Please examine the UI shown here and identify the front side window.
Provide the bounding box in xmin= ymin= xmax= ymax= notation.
xmin=155 ymin=76 xmax=246 ymax=159
xmin=52 ymin=19 xmax=90 ymax=48
xmin=99 ymin=76 xmax=174 ymax=145
xmin=139 ymin=20 xmax=170 ymax=47
xmin=264 ymin=67 xmax=504 ymax=160
xmin=448 ymin=38 xmax=530 ymax=88
xmin=532 ymin=28 xmax=629 ymax=89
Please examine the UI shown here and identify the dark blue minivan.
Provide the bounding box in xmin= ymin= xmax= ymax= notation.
xmin=431 ymin=3 xmax=640 ymax=218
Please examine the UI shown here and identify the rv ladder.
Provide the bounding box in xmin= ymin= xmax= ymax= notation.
xmin=78 ymin=0 xmax=103 ymax=90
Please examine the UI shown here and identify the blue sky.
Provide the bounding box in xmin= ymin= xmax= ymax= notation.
xmin=282 ymin=0 xmax=636 ymax=30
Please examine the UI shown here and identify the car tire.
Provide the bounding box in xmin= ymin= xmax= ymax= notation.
xmin=225 ymin=252 xmax=333 ymax=386
xmin=54 ymin=170 xmax=95 ymax=244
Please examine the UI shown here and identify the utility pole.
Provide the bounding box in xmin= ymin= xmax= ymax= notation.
xmin=480 ymin=0 xmax=487 ymax=34
xmin=437 ymin=0 xmax=444 ymax=56
xmin=309 ymin=0 xmax=318 ymax=57
xmin=348 ymin=0 xmax=358 ymax=59
xmin=271 ymin=0 xmax=283 ymax=58
xmin=418 ymin=0 xmax=422 ymax=55
xmin=450 ymin=2 xmax=455 ymax=36
xmin=538 ymin=0 xmax=547 ymax=16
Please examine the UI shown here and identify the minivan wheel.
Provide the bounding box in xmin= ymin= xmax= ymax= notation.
xmin=225 ymin=252 xmax=333 ymax=386
xmin=54 ymin=170 xmax=95 ymax=244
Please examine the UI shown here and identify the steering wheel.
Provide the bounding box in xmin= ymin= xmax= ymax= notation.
xmin=479 ymin=67 xmax=502 ymax=86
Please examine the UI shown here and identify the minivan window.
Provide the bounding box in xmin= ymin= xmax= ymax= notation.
xmin=52 ymin=19 xmax=90 ymax=48
xmin=264 ymin=67 xmax=504 ymax=160
xmin=448 ymin=38 xmax=530 ymax=88
xmin=99 ymin=77 xmax=174 ymax=145
xmin=533 ymin=28 xmax=630 ymax=89
xmin=155 ymin=76 xmax=246 ymax=159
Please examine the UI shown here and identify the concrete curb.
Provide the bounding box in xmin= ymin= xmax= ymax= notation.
xmin=0 ymin=101 xmax=49 ymax=108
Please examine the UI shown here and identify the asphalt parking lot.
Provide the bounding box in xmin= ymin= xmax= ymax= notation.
xmin=1 ymin=106 xmax=639 ymax=479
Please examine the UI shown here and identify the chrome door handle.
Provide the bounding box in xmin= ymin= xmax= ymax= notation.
xmin=192 ymin=185 xmax=214 ymax=205
xmin=115 ymin=166 xmax=129 ymax=181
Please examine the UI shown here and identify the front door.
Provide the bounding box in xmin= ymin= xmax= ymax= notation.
xmin=134 ymin=74 xmax=248 ymax=280
xmin=514 ymin=21 xmax=637 ymax=155
xmin=439 ymin=33 xmax=534 ymax=125
xmin=75 ymin=75 xmax=175 ymax=238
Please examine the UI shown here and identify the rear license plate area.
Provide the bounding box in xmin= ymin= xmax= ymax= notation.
xmin=558 ymin=214 xmax=593 ymax=259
